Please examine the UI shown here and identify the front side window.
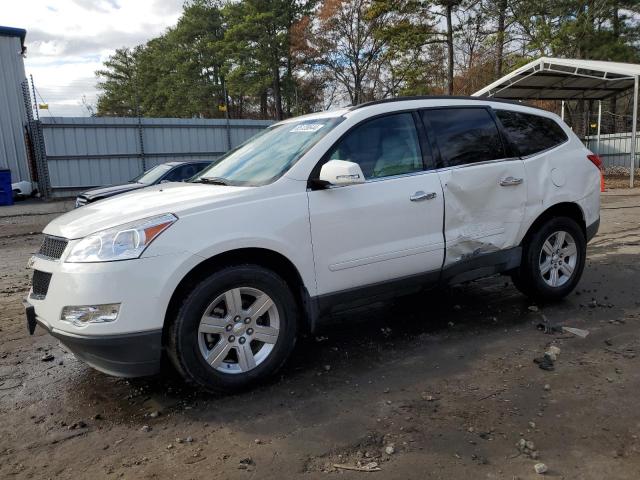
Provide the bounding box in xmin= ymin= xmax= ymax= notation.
xmin=193 ymin=117 xmax=343 ymax=186
xmin=496 ymin=110 xmax=568 ymax=157
xmin=422 ymin=108 xmax=505 ymax=167
xmin=326 ymin=113 xmax=423 ymax=180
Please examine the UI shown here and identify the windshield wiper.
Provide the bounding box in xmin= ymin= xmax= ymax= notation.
xmin=196 ymin=177 xmax=230 ymax=186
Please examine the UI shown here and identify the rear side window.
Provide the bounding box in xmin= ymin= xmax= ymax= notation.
xmin=421 ymin=108 xmax=505 ymax=167
xmin=496 ymin=110 xmax=568 ymax=157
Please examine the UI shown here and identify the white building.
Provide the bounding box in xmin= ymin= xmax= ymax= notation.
xmin=0 ymin=26 xmax=30 ymax=184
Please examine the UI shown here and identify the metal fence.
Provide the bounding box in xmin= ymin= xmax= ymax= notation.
xmin=558 ymin=101 xmax=639 ymax=184
xmin=34 ymin=117 xmax=272 ymax=198
xmin=569 ymin=110 xmax=639 ymax=171
xmin=584 ymin=131 xmax=640 ymax=170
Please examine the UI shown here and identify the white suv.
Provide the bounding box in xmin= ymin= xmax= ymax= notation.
xmin=25 ymin=97 xmax=601 ymax=392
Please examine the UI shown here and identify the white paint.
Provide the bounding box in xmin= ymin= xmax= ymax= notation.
xmin=437 ymin=160 xmax=526 ymax=266
xmin=550 ymin=168 xmax=566 ymax=187
xmin=32 ymin=97 xmax=600 ymax=339
xmin=308 ymin=172 xmax=444 ymax=295
xmin=319 ymin=160 xmax=365 ymax=186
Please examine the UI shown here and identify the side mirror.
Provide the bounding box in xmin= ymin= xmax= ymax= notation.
xmin=319 ymin=160 xmax=365 ymax=186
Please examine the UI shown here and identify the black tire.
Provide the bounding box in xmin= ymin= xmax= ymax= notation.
xmin=511 ymin=216 xmax=586 ymax=302
xmin=166 ymin=265 xmax=298 ymax=393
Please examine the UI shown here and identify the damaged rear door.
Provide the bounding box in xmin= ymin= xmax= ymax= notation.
xmin=420 ymin=107 xmax=526 ymax=268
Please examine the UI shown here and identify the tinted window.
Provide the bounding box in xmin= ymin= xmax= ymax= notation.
xmin=327 ymin=113 xmax=423 ymax=179
xmin=422 ymin=108 xmax=505 ymax=166
xmin=193 ymin=162 xmax=209 ymax=174
xmin=164 ymin=164 xmax=199 ymax=182
xmin=496 ymin=110 xmax=568 ymax=156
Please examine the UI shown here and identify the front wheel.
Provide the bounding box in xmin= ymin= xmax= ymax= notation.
xmin=512 ymin=216 xmax=586 ymax=301
xmin=166 ymin=265 xmax=298 ymax=393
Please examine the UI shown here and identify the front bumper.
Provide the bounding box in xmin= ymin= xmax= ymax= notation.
xmin=28 ymin=249 xmax=197 ymax=336
xmin=586 ymin=217 xmax=600 ymax=243
xmin=27 ymin=298 xmax=162 ymax=377
xmin=26 ymin=247 xmax=200 ymax=376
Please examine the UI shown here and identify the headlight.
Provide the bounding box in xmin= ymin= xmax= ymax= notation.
xmin=65 ymin=213 xmax=177 ymax=263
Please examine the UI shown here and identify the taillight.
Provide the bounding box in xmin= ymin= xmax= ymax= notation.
xmin=587 ymin=154 xmax=602 ymax=169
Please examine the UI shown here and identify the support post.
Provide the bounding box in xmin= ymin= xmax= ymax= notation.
xmin=137 ymin=111 xmax=146 ymax=172
xmin=596 ymin=100 xmax=602 ymax=154
xmin=631 ymin=76 xmax=638 ymax=188
xmin=561 ymin=100 xmax=565 ymax=121
xmin=30 ymin=74 xmax=39 ymax=121
xmin=222 ymin=77 xmax=232 ymax=151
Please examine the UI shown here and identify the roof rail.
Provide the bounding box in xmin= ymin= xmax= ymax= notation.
xmin=349 ymin=95 xmax=530 ymax=110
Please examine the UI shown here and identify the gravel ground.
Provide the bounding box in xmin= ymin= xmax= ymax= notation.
xmin=1 ymin=192 xmax=639 ymax=479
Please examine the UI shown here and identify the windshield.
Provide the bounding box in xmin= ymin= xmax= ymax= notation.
xmin=130 ymin=164 xmax=173 ymax=185
xmin=193 ymin=117 xmax=344 ymax=186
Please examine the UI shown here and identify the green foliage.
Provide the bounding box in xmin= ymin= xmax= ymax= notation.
xmin=514 ymin=0 xmax=640 ymax=61
xmin=95 ymin=0 xmax=640 ymax=118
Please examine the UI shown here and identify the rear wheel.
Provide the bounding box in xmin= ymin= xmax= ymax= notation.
xmin=167 ymin=265 xmax=298 ymax=393
xmin=512 ymin=216 xmax=586 ymax=301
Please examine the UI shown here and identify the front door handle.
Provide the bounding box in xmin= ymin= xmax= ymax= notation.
xmin=410 ymin=191 xmax=437 ymax=201
xmin=500 ymin=176 xmax=524 ymax=186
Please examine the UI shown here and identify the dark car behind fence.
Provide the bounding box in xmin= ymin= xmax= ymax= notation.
xmin=30 ymin=117 xmax=273 ymax=198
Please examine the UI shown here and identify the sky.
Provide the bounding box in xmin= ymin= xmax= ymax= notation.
xmin=3 ymin=0 xmax=184 ymax=116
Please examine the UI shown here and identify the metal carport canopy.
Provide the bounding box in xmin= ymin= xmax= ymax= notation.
xmin=472 ymin=57 xmax=639 ymax=187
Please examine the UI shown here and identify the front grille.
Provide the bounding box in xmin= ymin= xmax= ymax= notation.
xmin=37 ymin=235 xmax=68 ymax=260
xmin=31 ymin=270 xmax=52 ymax=299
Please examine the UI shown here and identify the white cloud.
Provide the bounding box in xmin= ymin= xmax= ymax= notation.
xmin=3 ymin=0 xmax=183 ymax=116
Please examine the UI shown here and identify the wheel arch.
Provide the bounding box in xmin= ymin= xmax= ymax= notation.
xmin=520 ymin=202 xmax=586 ymax=247
xmin=163 ymin=248 xmax=313 ymax=345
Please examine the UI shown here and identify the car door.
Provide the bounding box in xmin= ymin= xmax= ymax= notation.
xmin=307 ymin=112 xmax=445 ymax=301
xmin=420 ymin=107 xmax=526 ymax=268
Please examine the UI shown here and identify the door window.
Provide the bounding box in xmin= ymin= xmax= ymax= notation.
xmin=495 ymin=110 xmax=568 ymax=156
xmin=422 ymin=108 xmax=505 ymax=167
xmin=164 ymin=164 xmax=199 ymax=182
xmin=326 ymin=113 xmax=423 ymax=179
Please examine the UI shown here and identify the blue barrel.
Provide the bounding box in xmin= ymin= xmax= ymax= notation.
xmin=0 ymin=169 xmax=14 ymax=206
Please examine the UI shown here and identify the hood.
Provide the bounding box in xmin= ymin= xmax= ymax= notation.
xmin=80 ymin=182 xmax=145 ymax=200
xmin=45 ymin=182 xmax=251 ymax=239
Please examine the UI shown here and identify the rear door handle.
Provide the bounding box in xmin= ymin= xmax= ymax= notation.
xmin=410 ymin=191 xmax=437 ymax=201
xmin=500 ymin=176 xmax=523 ymax=186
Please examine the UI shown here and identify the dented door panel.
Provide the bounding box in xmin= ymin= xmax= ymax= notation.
xmin=438 ymin=159 xmax=527 ymax=267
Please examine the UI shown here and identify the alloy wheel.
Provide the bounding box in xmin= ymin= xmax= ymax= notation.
xmin=197 ymin=287 xmax=280 ymax=374
xmin=539 ymin=230 xmax=578 ymax=288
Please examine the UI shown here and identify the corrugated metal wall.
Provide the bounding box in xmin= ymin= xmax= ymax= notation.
xmin=584 ymin=132 xmax=640 ymax=169
xmin=40 ymin=117 xmax=272 ymax=196
xmin=0 ymin=35 xmax=30 ymax=183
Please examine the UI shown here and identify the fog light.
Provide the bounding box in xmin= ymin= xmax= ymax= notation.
xmin=61 ymin=304 xmax=120 ymax=326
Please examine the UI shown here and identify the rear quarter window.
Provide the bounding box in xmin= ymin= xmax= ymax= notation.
xmin=496 ymin=110 xmax=568 ymax=157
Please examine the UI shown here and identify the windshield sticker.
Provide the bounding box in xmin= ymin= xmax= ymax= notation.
xmin=290 ymin=123 xmax=325 ymax=133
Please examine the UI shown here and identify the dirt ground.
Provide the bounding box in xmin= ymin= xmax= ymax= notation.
xmin=1 ymin=192 xmax=640 ymax=480
xmin=603 ymin=173 xmax=639 ymax=190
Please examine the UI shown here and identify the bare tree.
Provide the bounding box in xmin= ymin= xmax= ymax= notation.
xmin=310 ymin=0 xmax=390 ymax=105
